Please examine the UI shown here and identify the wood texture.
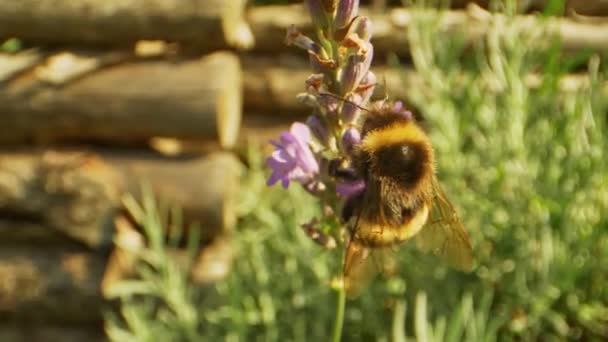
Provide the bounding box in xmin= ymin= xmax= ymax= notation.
xmin=0 ymin=51 xmax=242 ymax=148
xmin=0 ymin=324 xmax=105 ymax=342
xmin=0 ymin=246 xmax=105 ymax=323
xmin=242 ymin=57 xmax=608 ymax=116
xmin=0 ymin=149 xmax=241 ymax=248
xmin=0 ymin=0 xmax=253 ymax=50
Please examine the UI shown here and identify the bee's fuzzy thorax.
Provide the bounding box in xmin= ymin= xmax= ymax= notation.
xmin=356 ymin=118 xmax=436 ymax=210
xmin=360 ymin=121 xmax=431 ymax=154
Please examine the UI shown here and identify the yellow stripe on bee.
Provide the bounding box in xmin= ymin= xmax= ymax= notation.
xmin=361 ymin=122 xmax=429 ymax=153
xmin=355 ymin=204 xmax=430 ymax=246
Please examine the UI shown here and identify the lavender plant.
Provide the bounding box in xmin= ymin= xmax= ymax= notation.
xmin=264 ymin=1 xmax=395 ymax=340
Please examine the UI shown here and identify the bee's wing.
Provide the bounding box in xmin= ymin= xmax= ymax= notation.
xmin=415 ymin=177 xmax=473 ymax=272
xmin=343 ymin=239 xmax=397 ymax=298
xmin=343 ymin=239 xmax=377 ymax=298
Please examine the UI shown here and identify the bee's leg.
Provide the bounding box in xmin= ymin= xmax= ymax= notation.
xmin=341 ymin=193 xmax=363 ymax=223
xmin=328 ymin=158 xmax=359 ymax=181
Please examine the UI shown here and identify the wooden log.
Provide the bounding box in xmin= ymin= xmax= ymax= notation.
xmin=0 ymin=324 xmax=105 ymax=342
xmin=247 ymin=5 xmax=608 ymax=56
xmin=0 ymin=0 xmax=253 ymax=50
xmin=239 ymin=113 xmax=295 ymax=144
xmin=0 ymin=49 xmax=43 ymax=82
xmin=0 ymin=247 xmax=105 ymax=323
xmin=0 ymin=220 xmax=79 ymax=246
xmin=242 ymin=57 xmax=608 ymax=116
xmin=0 ymin=149 xmax=241 ymax=248
xmin=0 ymin=51 xmax=242 ymax=148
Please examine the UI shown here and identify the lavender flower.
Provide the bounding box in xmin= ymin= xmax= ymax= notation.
xmin=266 ymin=122 xmax=320 ymax=188
xmin=341 ymin=127 xmax=361 ymax=154
xmin=334 ymin=0 xmax=359 ymax=29
xmin=306 ymin=114 xmax=331 ymax=147
xmin=336 ymin=179 xmax=365 ymax=198
xmin=266 ymin=0 xmax=395 ymax=338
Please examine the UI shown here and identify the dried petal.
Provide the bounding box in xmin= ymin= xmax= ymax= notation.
xmin=355 ymin=71 xmax=376 ymax=104
xmin=308 ymin=50 xmax=336 ymax=74
xmin=305 ymin=73 xmax=325 ymax=90
xmin=286 ymin=25 xmax=319 ymax=51
xmin=301 ymin=218 xmax=337 ymax=249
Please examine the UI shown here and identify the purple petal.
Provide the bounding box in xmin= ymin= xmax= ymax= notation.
xmin=335 ymin=0 xmax=359 ymax=29
xmin=266 ymin=171 xmax=283 ymax=186
xmin=336 ymin=180 xmax=366 ymax=197
xmin=306 ymin=115 xmax=330 ymax=145
xmin=281 ymin=177 xmax=290 ymax=188
xmin=290 ymin=122 xmax=312 ymax=144
xmin=342 ymin=128 xmax=361 ymax=154
xmin=269 ymin=139 xmax=283 ymax=149
xmin=341 ymin=93 xmax=362 ymax=124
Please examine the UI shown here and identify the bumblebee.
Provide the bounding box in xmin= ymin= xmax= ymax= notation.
xmin=337 ymin=105 xmax=473 ymax=297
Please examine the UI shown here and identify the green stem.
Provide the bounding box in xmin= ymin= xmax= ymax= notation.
xmin=331 ymin=253 xmax=346 ymax=342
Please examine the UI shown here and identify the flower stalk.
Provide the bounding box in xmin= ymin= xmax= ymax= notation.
xmin=267 ymin=0 xmax=376 ymax=339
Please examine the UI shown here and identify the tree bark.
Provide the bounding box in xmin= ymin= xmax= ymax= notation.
xmin=0 ymin=51 xmax=242 ymax=148
xmin=0 ymin=149 xmax=241 ymax=248
xmin=0 ymin=0 xmax=253 ymax=50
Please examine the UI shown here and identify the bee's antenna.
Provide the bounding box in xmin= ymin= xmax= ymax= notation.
xmin=318 ymin=91 xmax=374 ymax=113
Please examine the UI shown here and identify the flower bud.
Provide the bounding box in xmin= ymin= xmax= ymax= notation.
xmin=341 ymin=93 xmax=361 ymax=124
xmin=318 ymin=93 xmax=340 ymax=117
xmin=334 ymin=0 xmax=359 ymax=29
xmin=347 ymin=16 xmax=373 ymax=41
xmin=306 ymin=114 xmax=331 ymax=146
xmin=356 ymin=71 xmax=376 ymax=104
xmin=305 ymin=0 xmax=331 ymax=30
xmin=391 ymin=101 xmax=413 ymax=120
xmin=321 ymin=0 xmax=338 ymax=13
xmin=296 ymin=92 xmax=318 ymax=108
xmin=341 ymin=127 xmax=361 ymax=155
xmin=340 ymin=42 xmax=373 ymax=93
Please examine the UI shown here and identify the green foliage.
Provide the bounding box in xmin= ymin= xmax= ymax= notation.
xmin=104 ymin=188 xmax=202 ymax=342
xmin=1 ymin=38 xmax=22 ymax=53
xmin=105 ymin=5 xmax=608 ymax=342
xmin=399 ymin=5 xmax=608 ymax=340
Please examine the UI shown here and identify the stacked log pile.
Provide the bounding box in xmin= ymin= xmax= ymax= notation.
xmin=0 ymin=0 xmax=607 ymax=340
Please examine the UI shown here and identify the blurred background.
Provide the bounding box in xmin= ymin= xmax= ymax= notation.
xmin=0 ymin=0 xmax=607 ymax=341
